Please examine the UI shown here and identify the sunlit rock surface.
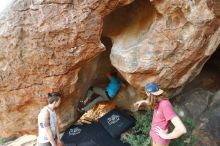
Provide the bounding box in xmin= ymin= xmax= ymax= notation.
xmin=0 ymin=0 xmax=219 ymax=138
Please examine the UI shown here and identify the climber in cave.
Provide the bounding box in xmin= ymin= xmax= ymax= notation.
xmin=134 ymin=82 xmax=187 ymax=146
xmin=37 ymin=92 xmax=64 ymax=146
xmin=77 ymin=71 xmax=125 ymax=113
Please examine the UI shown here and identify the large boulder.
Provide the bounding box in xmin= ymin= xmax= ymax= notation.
xmin=175 ymin=89 xmax=220 ymax=146
xmin=174 ymin=88 xmax=213 ymax=121
xmin=0 ymin=0 xmax=219 ymax=138
xmin=193 ymin=92 xmax=220 ymax=146
xmin=0 ymin=0 xmax=134 ymax=138
xmin=103 ymin=0 xmax=220 ymax=90
xmin=204 ymin=91 xmax=220 ymax=142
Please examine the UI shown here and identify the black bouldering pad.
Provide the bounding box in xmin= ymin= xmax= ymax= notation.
xmin=62 ymin=122 xmax=130 ymax=146
xmin=98 ymin=109 xmax=136 ymax=138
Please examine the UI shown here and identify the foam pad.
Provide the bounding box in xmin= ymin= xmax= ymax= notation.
xmin=98 ymin=109 xmax=136 ymax=138
xmin=61 ymin=122 xmax=130 ymax=146
xmin=77 ymin=139 xmax=100 ymax=146
xmin=64 ymin=144 xmax=77 ymax=146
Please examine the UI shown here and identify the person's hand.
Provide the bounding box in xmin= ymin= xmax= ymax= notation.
xmin=155 ymin=126 xmax=168 ymax=139
xmin=50 ymin=140 xmax=57 ymax=146
xmin=133 ymin=100 xmax=145 ymax=111
xmin=57 ymin=139 xmax=64 ymax=146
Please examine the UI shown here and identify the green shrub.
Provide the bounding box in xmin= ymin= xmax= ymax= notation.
xmin=0 ymin=136 xmax=17 ymax=145
xmin=121 ymin=111 xmax=197 ymax=146
xmin=121 ymin=111 xmax=152 ymax=146
xmin=0 ymin=137 xmax=6 ymax=145
xmin=170 ymin=118 xmax=197 ymax=146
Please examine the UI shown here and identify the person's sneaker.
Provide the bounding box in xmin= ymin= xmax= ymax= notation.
xmin=79 ymin=99 xmax=84 ymax=105
xmin=77 ymin=107 xmax=85 ymax=114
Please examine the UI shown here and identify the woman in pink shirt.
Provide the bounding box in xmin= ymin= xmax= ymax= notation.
xmin=134 ymin=82 xmax=187 ymax=146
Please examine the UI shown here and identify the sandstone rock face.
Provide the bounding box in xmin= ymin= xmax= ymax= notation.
xmin=4 ymin=135 xmax=37 ymax=146
xmin=0 ymin=0 xmax=219 ymax=138
xmin=103 ymin=0 xmax=220 ymax=90
xmin=0 ymin=0 xmax=133 ymax=138
xmin=78 ymin=101 xmax=117 ymax=124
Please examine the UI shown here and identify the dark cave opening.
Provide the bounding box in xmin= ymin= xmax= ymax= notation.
xmin=183 ymin=47 xmax=220 ymax=92
xmin=94 ymin=0 xmax=156 ymax=84
xmin=93 ymin=0 xmax=156 ymax=85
